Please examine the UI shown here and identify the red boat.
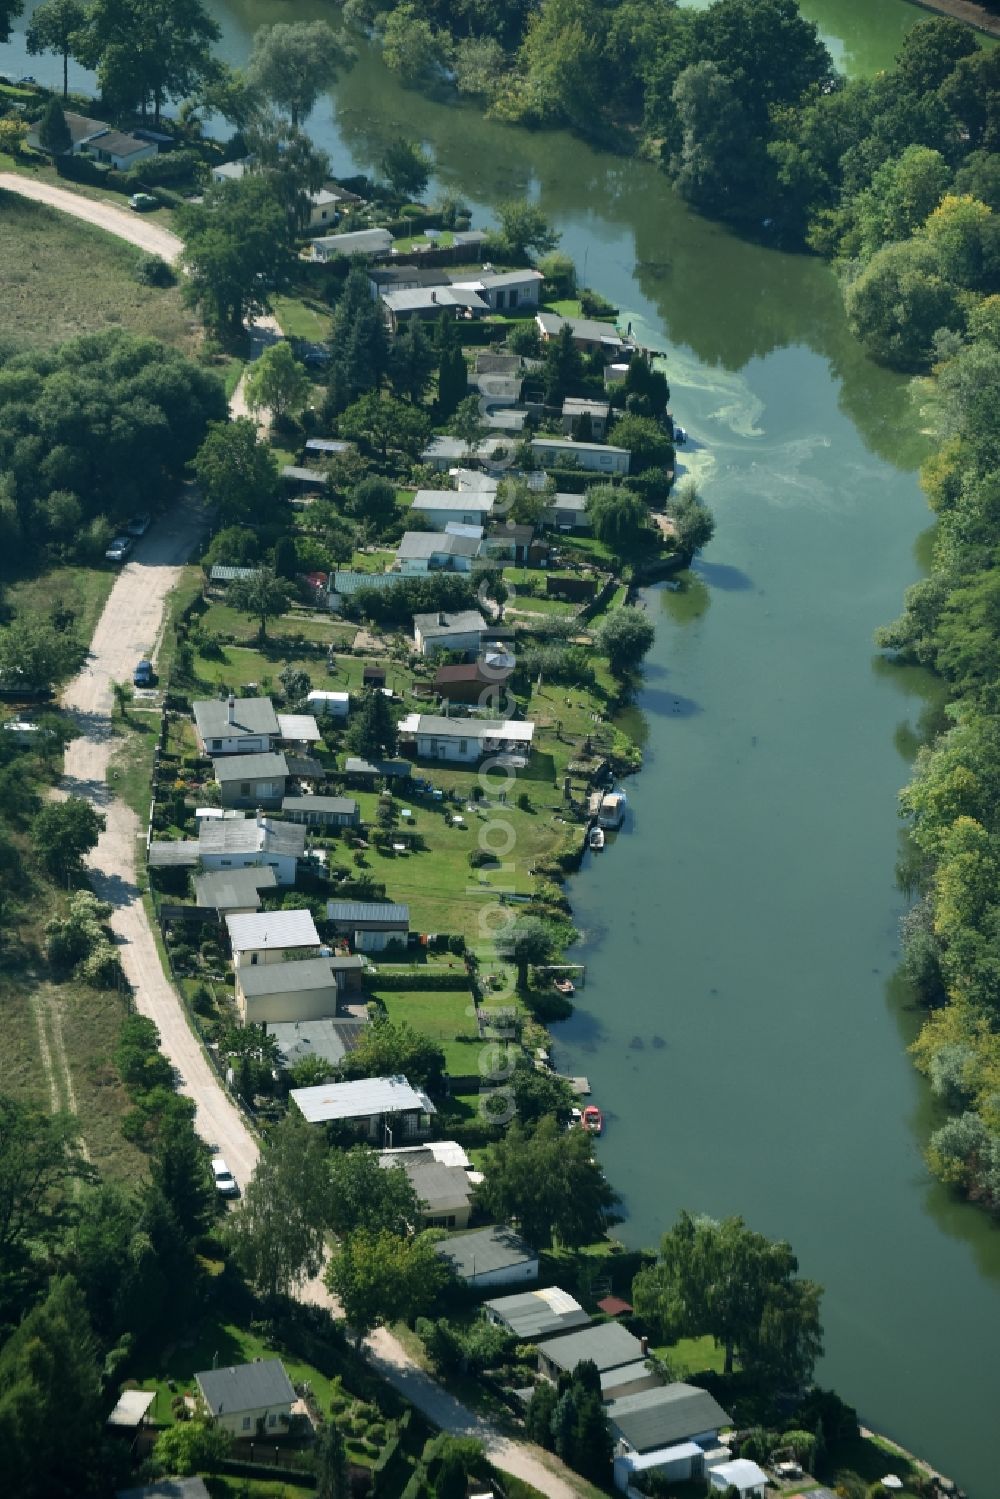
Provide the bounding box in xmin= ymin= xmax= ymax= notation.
xmin=582 ymin=1105 xmax=603 ymax=1135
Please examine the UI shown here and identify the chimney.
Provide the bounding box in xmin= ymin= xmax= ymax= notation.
xmin=640 ymin=1336 xmax=648 ymax=1357
xmin=430 ymin=290 xmax=437 ymax=303
xmin=227 ymin=694 xmax=236 ymax=724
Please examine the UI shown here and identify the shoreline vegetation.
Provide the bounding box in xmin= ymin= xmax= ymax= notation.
xmin=904 ymin=0 xmax=1000 ymax=40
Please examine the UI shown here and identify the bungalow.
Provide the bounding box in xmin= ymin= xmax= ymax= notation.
xmin=326 ymin=900 xmax=410 ymax=953
xmin=379 ymin=1141 xmax=476 ymax=1229
xmin=225 ymin=907 xmax=321 ymax=967
xmin=304 ymin=437 xmax=354 ymax=459
xmin=562 ymin=397 xmax=610 ymax=440
xmin=411 ymin=490 xmax=496 ymax=530
xmin=89 ymin=128 xmax=157 ymax=171
xmin=270 ymin=1015 xmax=369 ymax=1074
xmin=312 ymin=227 xmax=394 ymax=262
xmin=484 ymin=1286 xmax=590 ymax=1341
xmin=382 ymin=286 xmax=488 ymax=332
xmin=397 ymin=714 xmax=534 ymax=766
xmin=454 ymin=469 xmax=500 ymax=494
xmin=306 ymin=188 xmax=342 ymax=231
xmin=291 ymin=1074 xmax=436 ymax=1141
xmin=480 ymin=522 xmax=535 ymax=565
xmin=28 ymin=109 xmax=109 ymax=155
xmin=535 ymin=311 xmax=628 ymax=360
xmin=213 ymin=751 xmax=288 ymax=810
xmin=450 ymin=267 xmax=544 ymax=313
xmin=412 ymin=609 xmax=488 ymax=656
xmin=235 ymin=953 xmax=365 ymax=1025
xmin=198 ymin=813 xmax=305 ymax=885
xmin=708 ymin=1460 xmax=768 ymax=1498
xmin=281 ymin=794 xmax=360 ymax=829
xmin=395 ymin=531 xmax=481 ymax=575
xmin=434 ymin=1225 xmax=538 ymax=1290
xmin=281 ymin=464 xmax=326 ymax=490
xmin=433 ymin=661 xmax=513 ymax=707
xmin=327 ymin=569 xmax=408 ymax=612
xmin=544 ymin=492 xmax=591 ymax=532
xmin=369 ymin=265 xmax=450 ymax=300
xmin=608 ymin=1383 xmax=734 ymax=1495
xmin=193 ymin=695 xmax=279 ymax=756
xmin=537 ymin=1322 xmax=647 ymax=1384
xmin=306 ymin=690 xmax=350 ymax=719
xmin=195 ymin=1359 xmax=295 ymax=1438
xmin=343 ymin=755 xmax=412 ymax=784
xmin=419 ymin=436 xmax=508 ymax=472
xmin=211 ymin=157 xmax=253 ymax=183
xmin=194 ymin=866 xmax=278 ymax=916
xmin=276 ymin=713 xmax=323 ymax=750
xmin=531 ymin=437 xmax=631 ymax=476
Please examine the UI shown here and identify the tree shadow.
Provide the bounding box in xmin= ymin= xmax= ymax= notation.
xmin=693 ymin=560 xmax=755 ymax=592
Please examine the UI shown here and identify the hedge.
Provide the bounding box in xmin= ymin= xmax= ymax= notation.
xmin=369 ymin=971 xmax=471 ymax=992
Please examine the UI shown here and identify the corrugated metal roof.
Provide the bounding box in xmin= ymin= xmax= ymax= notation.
xmin=195 ymin=1359 xmax=295 ymax=1418
xmin=326 ymin=900 xmax=409 ymax=926
xmin=484 ymin=1287 xmax=590 ymax=1340
xmin=226 ymin=908 xmax=320 ymax=951
xmin=199 ymin=818 xmax=305 ymax=857
xmin=291 ymin=1075 xmax=435 ymax=1123
xmin=209 ymin=565 xmax=261 ymax=582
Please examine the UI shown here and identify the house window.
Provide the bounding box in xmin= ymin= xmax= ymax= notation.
xmin=267 ymin=1414 xmax=278 ymax=1427
xmin=211 ymin=740 xmax=223 ymax=751
xmin=458 ymin=740 xmax=468 ymax=755
xmin=242 ymin=1417 xmax=252 ymax=1431
xmin=509 ymin=288 xmax=518 ymax=307
xmin=240 ymin=783 xmax=251 ymax=797
xmin=221 ymin=859 xmax=231 ymax=867
xmin=250 ymin=953 xmax=258 ymax=965
xmin=496 ymin=289 xmax=506 ymax=310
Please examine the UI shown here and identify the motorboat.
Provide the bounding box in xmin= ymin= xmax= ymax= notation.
xmin=553 ymin=977 xmax=575 ymax=996
xmin=582 ymin=1105 xmax=603 ymax=1135
xmin=588 ymin=826 xmax=605 ymax=851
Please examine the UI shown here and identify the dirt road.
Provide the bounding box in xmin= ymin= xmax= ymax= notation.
xmin=0 ymin=172 xmax=184 ymax=260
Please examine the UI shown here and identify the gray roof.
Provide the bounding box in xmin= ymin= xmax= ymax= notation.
xmin=537 ymin=1321 xmax=644 ymax=1373
xmin=397 ymin=531 xmax=480 ymax=562
xmin=608 ymin=1383 xmax=732 ymax=1455
xmin=194 ymin=866 xmax=277 ymax=911
xmin=305 ymin=438 xmax=353 ymax=454
xmin=194 ymin=696 xmax=279 ymax=743
xmin=344 ymin=756 xmax=411 ymax=778
xmin=383 ymin=286 xmax=488 ymax=315
xmin=226 ymin=908 xmax=320 ymax=952
xmin=118 ymin=1481 xmax=211 ymax=1499
xmin=199 ymin=817 xmax=306 ymax=858
xmin=452 ymin=229 xmax=487 ymax=246
xmin=381 ymin=1152 xmax=473 ymax=1214
xmin=434 ymin=1225 xmax=536 ymax=1279
xmin=327 ymin=900 xmax=409 ymax=927
xmin=291 ymin=1075 xmax=435 ymax=1124
xmin=282 ymin=795 xmax=358 ymax=818
xmin=413 ymin=491 xmax=495 ymax=514
xmin=531 ymin=438 xmax=629 ymax=458
xmin=195 ymin=1359 xmax=296 ymax=1418
xmin=453 ymin=269 xmax=544 ymax=291
xmin=536 ymin=311 xmax=626 ymax=346
xmin=485 ymin=1287 xmax=591 ymax=1340
xmin=314 ymin=227 xmax=393 ymax=255
xmin=285 ymin=753 xmax=325 ymax=780
xmin=94 ymin=128 xmax=149 ymax=158
xmin=237 ymin=955 xmax=357 ymax=998
xmin=147 ymin=840 xmax=199 ymax=867
xmin=213 ymin=751 xmax=289 ymax=783
xmin=563 ymin=397 xmax=610 ymax=416
xmin=282 ymin=465 xmax=326 ymax=485
xmin=413 ymin=609 xmax=487 ymax=639
xmin=271 ymin=1016 xmax=369 ymax=1071
xmin=548 ymin=492 xmax=589 ymax=513
xmin=370 ymin=266 xmax=449 ymax=290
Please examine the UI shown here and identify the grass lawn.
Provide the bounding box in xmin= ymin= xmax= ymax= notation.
xmin=378 ymin=988 xmax=479 ymax=1076
xmin=654 ymin=1334 xmax=726 ymax=1377
xmin=0 ymin=190 xmax=196 ymax=354
xmin=6 ymin=564 xmax=115 ymax=646
xmin=272 ymin=292 xmax=330 ymax=342
xmin=206 ymin=1479 xmax=314 ymax=1499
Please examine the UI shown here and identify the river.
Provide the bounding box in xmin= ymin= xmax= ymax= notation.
xmin=5 ymin=0 xmax=1000 ymax=1491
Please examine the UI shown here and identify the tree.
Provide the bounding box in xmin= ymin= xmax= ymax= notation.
xmin=609 ymin=413 xmax=673 ymax=474
xmin=348 ymin=476 xmax=397 ymax=530
xmin=494 ymin=198 xmax=560 ymax=261
xmin=179 ymin=176 xmax=293 ymax=332
xmin=0 ymin=0 xmax=23 ymax=44
xmin=597 ymin=606 xmax=655 ymax=678
xmin=500 ymin=915 xmax=557 ymax=992
xmin=449 ymin=394 xmax=486 ymax=452
xmin=514 ymin=0 xmax=606 ymax=129
xmin=380 ymin=3 xmax=451 ymax=89
xmin=348 ymin=688 xmax=399 ymax=759
xmin=341 ymin=1015 xmax=445 ymax=1093
xmin=923 ymin=194 xmax=999 ymax=293
xmin=315 ymin=1420 xmax=350 ymax=1499
xmin=0 ymin=614 xmax=80 ymax=695
xmin=26 ymin=0 xmax=86 ymax=100
xmin=327 ymin=1146 xmax=421 ymax=1238
xmin=37 ymin=96 xmax=72 ymax=155
xmin=192 ymin=418 xmax=281 ymax=527
xmin=31 ymin=797 xmax=104 ymax=882
xmin=667 ymin=478 xmax=716 ymax=557
xmin=0 ymin=1096 xmax=87 ymax=1296
xmin=588 ymin=485 xmax=649 ymax=555
xmin=325 ymin=1228 xmax=450 ymax=1344
xmin=542 ymin=323 xmax=584 ymax=407
xmin=895 ymin=14 xmax=977 ymax=96
xmin=228 ymin=566 xmax=291 ymax=643
xmin=845 ymin=238 xmax=965 ymax=371
xmin=153 ymin=1419 xmax=232 ymax=1477
xmin=632 ymin=1210 xmax=824 ymax=1386
xmin=247 ymin=20 xmax=351 ymax=128
xmin=381 ymin=137 xmax=432 ymax=199
xmin=77 ymin=0 xmax=219 ymax=122
xmin=436 ymin=319 xmax=468 ymax=419
xmin=338 ymin=392 xmax=430 ymax=461
xmin=390 ymin=317 xmax=436 ymax=404
xmin=244 ymin=341 xmax=311 ymax=424
xmin=150 ymin=1110 xmax=215 ymax=1244
xmin=624 ymin=351 xmax=670 ymax=419
xmin=669 ymin=61 xmax=762 ymax=219
xmin=230 ymin=1112 xmax=331 ymax=1299
xmin=476 ymin=1116 xmax=621 ymax=1249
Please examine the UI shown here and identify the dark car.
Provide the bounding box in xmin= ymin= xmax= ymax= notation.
xmin=133 ymin=660 xmax=155 ymax=687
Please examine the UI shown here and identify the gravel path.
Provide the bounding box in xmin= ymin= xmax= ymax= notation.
xmin=0 ymin=172 xmax=184 ymax=260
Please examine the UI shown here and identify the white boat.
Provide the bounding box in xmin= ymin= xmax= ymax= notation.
xmin=588 ymin=826 xmax=605 ymax=850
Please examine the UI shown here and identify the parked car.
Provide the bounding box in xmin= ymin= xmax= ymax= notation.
xmin=211 ymin=1156 xmax=239 ymax=1198
xmin=105 ymin=536 xmax=132 ymax=563
xmin=126 ymin=512 xmax=151 ymax=537
xmin=128 ymin=193 xmax=158 ymax=212
xmin=133 ymin=660 xmax=155 ymax=688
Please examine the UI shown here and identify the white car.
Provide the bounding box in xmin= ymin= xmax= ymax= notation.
xmin=211 ymin=1156 xmax=239 ymax=1198
xmin=105 ymin=536 xmax=132 ymax=563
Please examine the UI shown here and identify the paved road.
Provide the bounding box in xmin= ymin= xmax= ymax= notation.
xmin=0 ymin=172 xmax=184 ymax=260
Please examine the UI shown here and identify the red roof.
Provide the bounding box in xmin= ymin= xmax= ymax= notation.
xmin=597 ymin=1295 xmax=633 ymax=1317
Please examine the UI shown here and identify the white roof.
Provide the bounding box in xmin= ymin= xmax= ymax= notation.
xmin=107 ymin=1389 xmax=156 ymax=1428
xmin=413 ymin=490 xmax=495 ymax=514
xmin=277 ymin=713 xmax=322 ymax=743
xmin=454 ymin=469 xmax=499 ymax=493
xmin=532 ymin=438 xmax=629 ymax=457
xmin=618 ymin=1442 xmax=703 ymax=1475
xmin=315 ymin=227 xmax=393 ymax=254
xmin=381 ymin=1139 xmax=471 ymax=1169
xmin=225 ymin=908 xmax=320 ymax=953
xmin=710 ymin=1459 xmax=768 ymax=1491
xmin=399 ymin=714 xmax=534 ymax=743
xmin=291 ymin=1075 xmax=436 ymax=1124
xmin=307 ymin=690 xmax=350 ymax=706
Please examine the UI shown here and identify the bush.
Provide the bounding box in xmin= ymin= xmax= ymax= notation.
xmin=134 ymin=253 xmax=176 ymax=288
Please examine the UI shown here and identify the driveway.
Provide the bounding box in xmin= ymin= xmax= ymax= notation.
xmin=0 ymin=172 xmax=184 ymax=260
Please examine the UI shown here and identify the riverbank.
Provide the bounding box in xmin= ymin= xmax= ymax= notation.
xmin=902 ymin=0 xmax=1000 ymax=39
